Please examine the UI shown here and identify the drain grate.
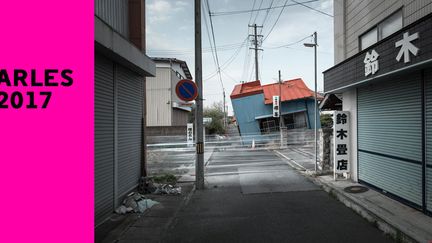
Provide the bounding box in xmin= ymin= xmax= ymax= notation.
xmin=343 ymin=185 xmax=369 ymax=193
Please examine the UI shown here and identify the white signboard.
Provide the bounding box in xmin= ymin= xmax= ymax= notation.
xmin=333 ymin=111 xmax=350 ymax=180
xmin=187 ymin=123 xmax=193 ymax=146
xmin=273 ymin=95 xmax=280 ymax=118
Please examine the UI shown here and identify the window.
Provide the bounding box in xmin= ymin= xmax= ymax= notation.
xmin=379 ymin=10 xmax=403 ymax=39
xmin=360 ymin=28 xmax=378 ymax=50
xmin=360 ymin=10 xmax=403 ymax=50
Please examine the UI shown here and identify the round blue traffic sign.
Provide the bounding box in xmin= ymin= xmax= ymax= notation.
xmin=175 ymin=79 xmax=198 ymax=102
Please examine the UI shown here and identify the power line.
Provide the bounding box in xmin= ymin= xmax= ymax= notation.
xmin=260 ymin=0 xmax=275 ymax=31
xmin=263 ymin=34 xmax=313 ymax=49
xmin=262 ymin=0 xmax=289 ymax=42
xmin=252 ymin=0 xmax=264 ymax=24
xmin=147 ymin=43 xmax=246 ymax=55
xmin=204 ymin=0 xmax=224 ymax=91
xmin=204 ymin=0 xmax=227 ymax=128
xmin=210 ymin=0 xmax=318 ymax=16
xmin=204 ymin=37 xmax=248 ymax=80
xmin=291 ymin=0 xmax=333 ymax=17
xmin=248 ymin=0 xmax=257 ymax=25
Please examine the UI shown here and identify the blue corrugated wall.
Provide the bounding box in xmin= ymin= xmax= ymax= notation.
xmin=232 ymin=94 xmax=320 ymax=140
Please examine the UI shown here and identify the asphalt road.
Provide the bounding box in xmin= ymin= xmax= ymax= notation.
xmin=164 ymin=149 xmax=393 ymax=243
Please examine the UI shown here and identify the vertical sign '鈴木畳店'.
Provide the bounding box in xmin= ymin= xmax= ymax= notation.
xmin=333 ymin=111 xmax=350 ymax=180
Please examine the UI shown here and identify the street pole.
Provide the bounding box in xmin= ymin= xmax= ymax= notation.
xmin=223 ymin=90 xmax=226 ymax=129
xmin=254 ymin=24 xmax=259 ymax=81
xmin=279 ymin=70 xmax=283 ymax=148
xmin=313 ymin=32 xmax=318 ymax=173
xmin=248 ymin=24 xmax=263 ymax=81
xmin=195 ymin=0 xmax=204 ymax=189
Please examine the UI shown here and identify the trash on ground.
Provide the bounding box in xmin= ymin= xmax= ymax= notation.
xmin=138 ymin=176 xmax=182 ymax=195
xmin=153 ymin=183 xmax=182 ymax=195
xmin=115 ymin=192 xmax=159 ymax=215
xmin=139 ymin=177 xmax=157 ymax=194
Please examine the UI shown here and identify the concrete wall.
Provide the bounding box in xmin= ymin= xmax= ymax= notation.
xmin=334 ymin=0 xmax=432 ymax=63
xmin=146 ymin=67 xmax=172 ymax=126
xmin=147 ymin=126 xmax=187 ymax=136
xmin=172 ymin=109 xmax=189 ymax=126
xmin=342 ymin=89 xmax=358 ymax=182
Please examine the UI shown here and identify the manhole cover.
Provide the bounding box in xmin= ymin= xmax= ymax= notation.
xmin=343 ymin=186 xmax=369 ymax=193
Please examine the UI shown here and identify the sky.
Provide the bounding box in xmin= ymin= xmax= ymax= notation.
xmin=146 ymin=0 xmax=334 ymax=115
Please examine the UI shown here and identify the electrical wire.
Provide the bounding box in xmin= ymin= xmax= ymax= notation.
xmin=290 ymin=0 xmax=333 ymax=17
xmin=252 ymin=0 xmax=264 ymax=24
xmin=248 ymin=0 xmax=257 ymax=25
xmin=262 ymin=0 xmax=289 ymax=42
xmin=210 ymin=0 xmax=318 ymax=16
xmin=204 ymin=0 xmax=225 ymax=94
xmin=260 ymin=0 xmax=275 ymax=31
xmin=204 ymin=37 xmax=248 ymax=80
xmin=263 ymin=34 xmax=313 ymax=49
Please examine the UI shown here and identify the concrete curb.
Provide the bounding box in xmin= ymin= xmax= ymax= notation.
xmin=307 ymin=176 xmax=419 ymax=243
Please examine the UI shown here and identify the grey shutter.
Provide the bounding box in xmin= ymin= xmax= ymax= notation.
xmin=425 ymin=68 xmax=432 ymax=213
xmin=116 ymin=65 xmax=144 ymax=197
xmin=358 ymin=72 xmax=422 ymax=206
xmin=95 ymin=55 xmax=115 ymax=225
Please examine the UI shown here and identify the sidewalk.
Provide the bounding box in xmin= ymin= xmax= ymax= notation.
xmin=274 ymin=147 xmax=432 ymax=243
xmin=308 ymin=175 xmax=432 ymax=243
xmin=96 ymin=182 xmax=195 ymax=243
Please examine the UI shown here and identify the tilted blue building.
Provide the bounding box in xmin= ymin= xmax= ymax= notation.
xmin=230 ymin=79 xmax=320 ymax=138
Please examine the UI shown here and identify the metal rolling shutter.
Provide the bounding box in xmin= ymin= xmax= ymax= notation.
xmin=426 ymin=68 xmax=432 ymax=213
xmin=94 ymin=55 xmax=115 ymax=225
xmin=358 ymin=72 xmax=422 ymax=207
xmin=117 ymin=65 xmax=143 ymax=198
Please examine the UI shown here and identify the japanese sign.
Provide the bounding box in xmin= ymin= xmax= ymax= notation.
xmin=364 ymin=49 xmax=379 ymax=76
xmin=324 ymin=14 xmax=431 ymax=93
xmin=273 ymin=95 xmax=280 ymax=118
xmin=395 ymin=31 xmax=419 ymax=63
xmin=187 ymin=123 xmax=193 ymax=146
xmin=333 ymin=111 xmax=350 ymax=179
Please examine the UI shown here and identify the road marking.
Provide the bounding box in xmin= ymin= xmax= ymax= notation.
xmin=273 ymin=150 xmax=307 ymax=171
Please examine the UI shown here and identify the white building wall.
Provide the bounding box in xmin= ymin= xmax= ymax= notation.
xmin=342 ymin=89 xmax=358 ymax=182
xmin=146 ymin=67 xmax=172 ymax=126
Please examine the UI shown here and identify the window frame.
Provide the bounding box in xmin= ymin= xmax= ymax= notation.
xmin=359 ymin=8 xmax=403 ymax=51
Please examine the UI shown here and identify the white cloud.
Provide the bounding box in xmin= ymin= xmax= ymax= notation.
xmin=147 ymin=0 xmax=188 ymax=23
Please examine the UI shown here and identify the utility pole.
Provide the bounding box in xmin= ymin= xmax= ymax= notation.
xmin=303 ymin=31 xmax=319 ymax=174
xmin=279 ymin=70 xmax=283 ymax=148
xmin=249 ymin=24 xmax=263 ymax=81
xmin=304 ymin=32 xmax=318 ymax=173
xmin=223 ymin=90 xmax=227 ymax=129
xmin=313 ymin=32 xmax=318 ymax=173
xmin=195 ymin=0 xmax=204 ymax=189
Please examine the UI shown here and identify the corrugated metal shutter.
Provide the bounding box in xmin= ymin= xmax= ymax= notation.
xmin=426 ymin=68 xmax=432 ymax=213
xmin=358 ymin=72 xmax=422 ymax=207
xmin=94 ymin=55 xmax=114 ymax=225
xmin=117 ymin=65 xmax=143 ymax=198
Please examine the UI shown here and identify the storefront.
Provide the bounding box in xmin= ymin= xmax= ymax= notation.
xmin=323 ymin=14 xmax=432 ymax=215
